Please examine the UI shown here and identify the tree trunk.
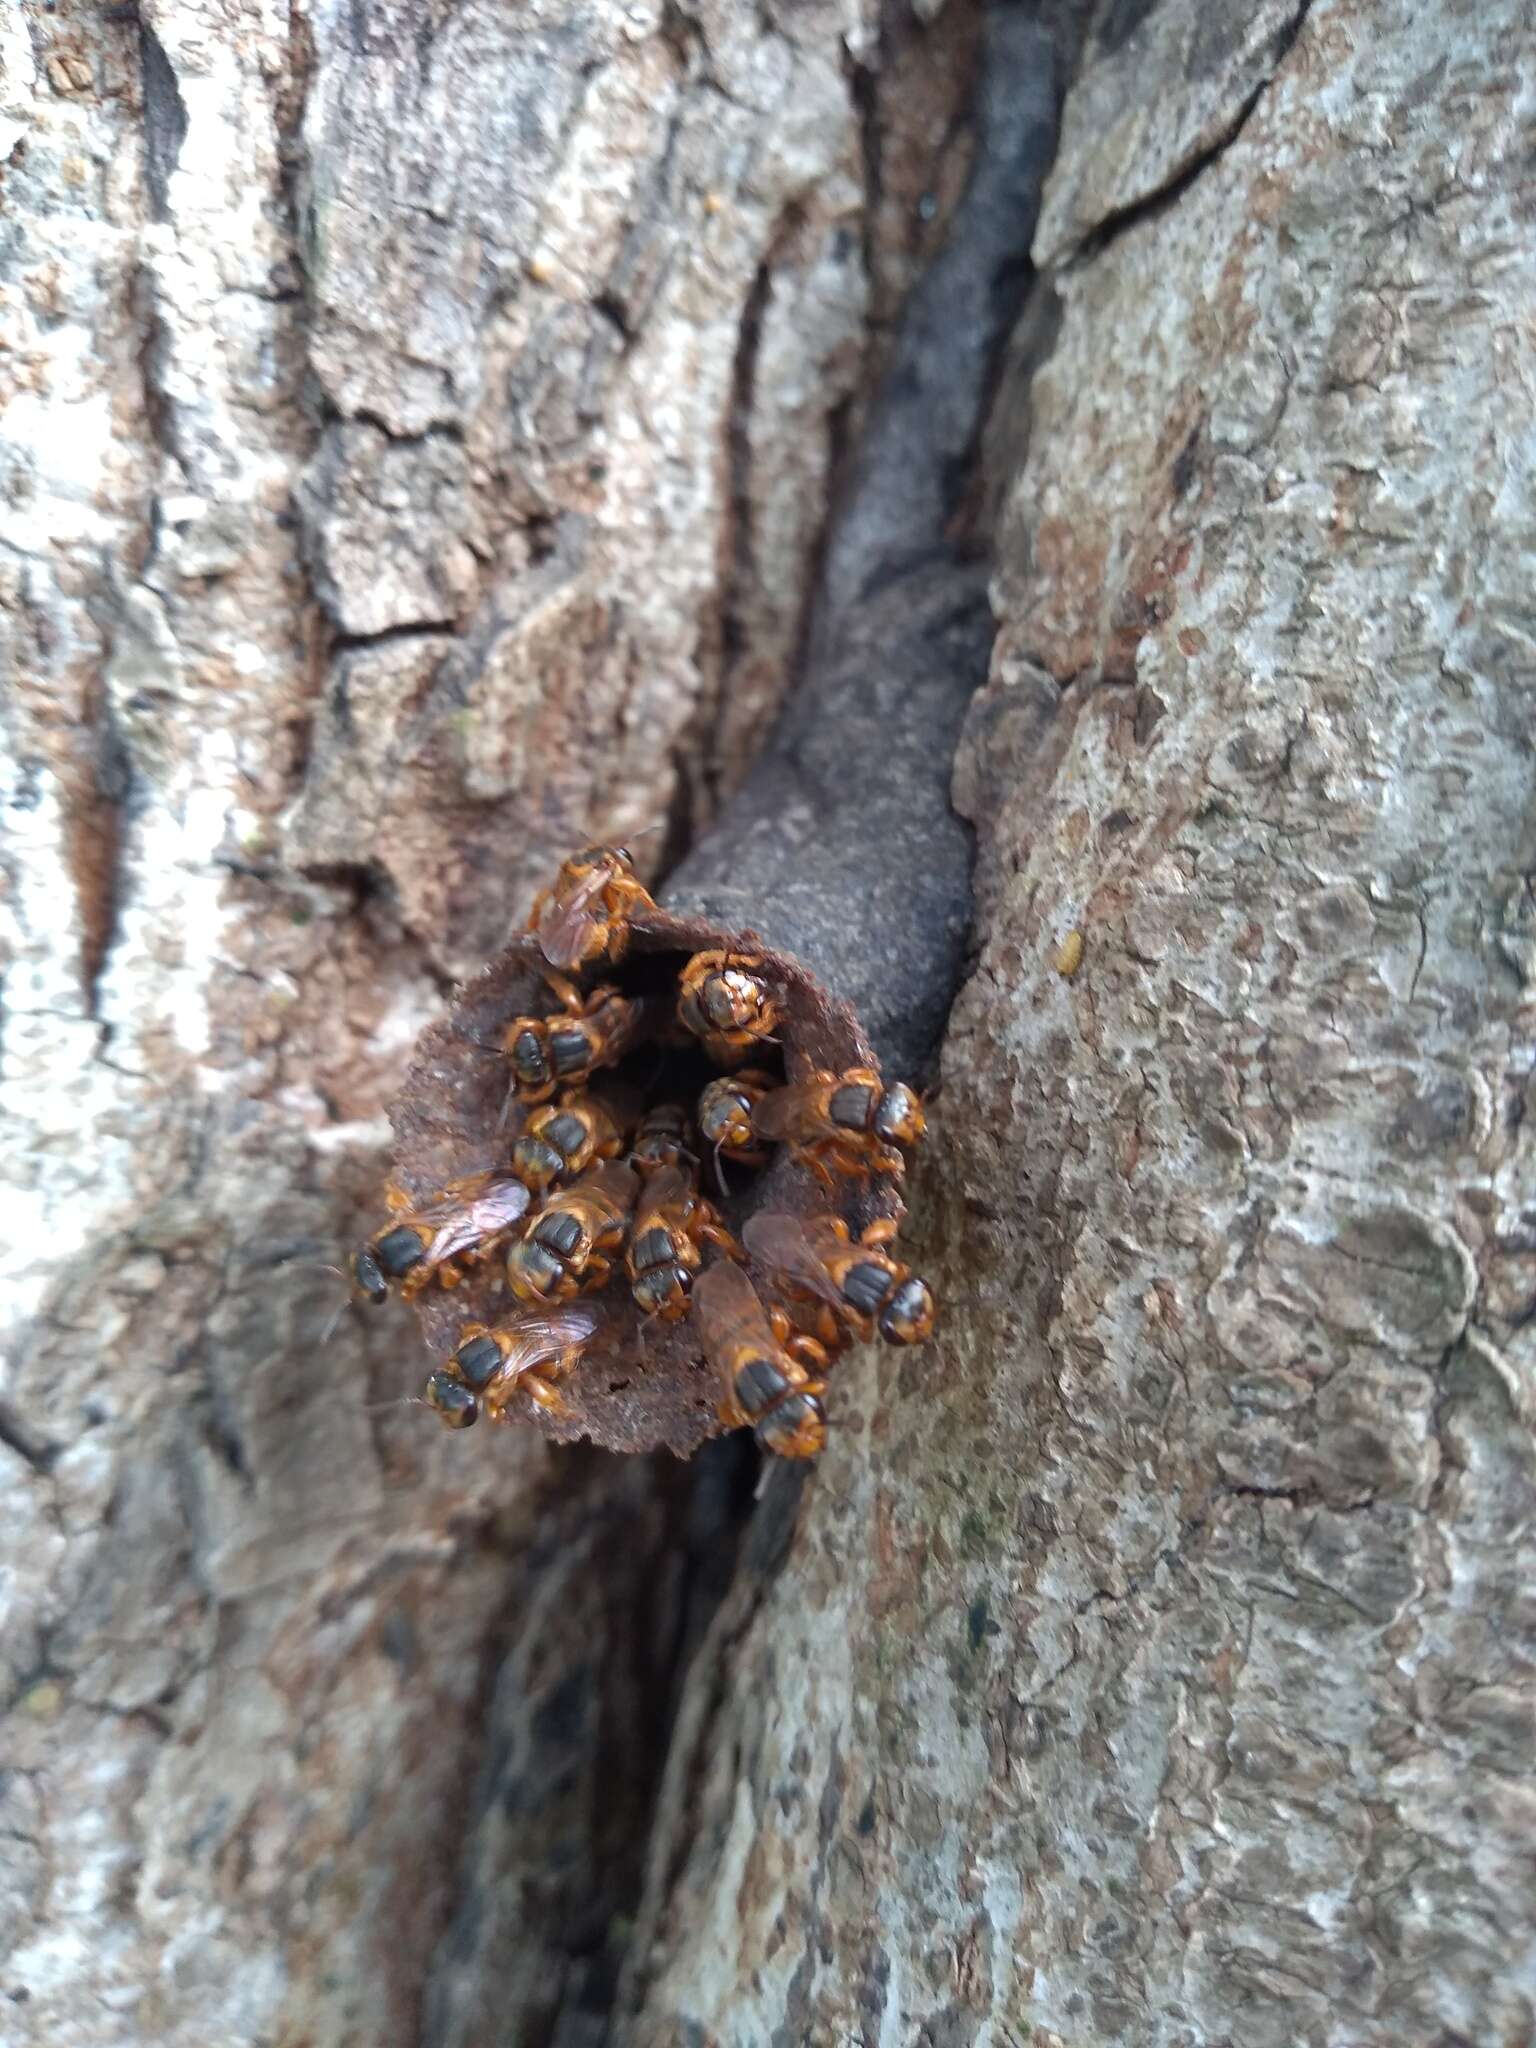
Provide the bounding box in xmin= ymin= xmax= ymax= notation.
xmin=2 ymin=2 xmax=1532 ymax=2047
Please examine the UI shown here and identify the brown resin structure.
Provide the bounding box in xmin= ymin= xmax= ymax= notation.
xmin=390 ymin=904 xmax=904 ymax=1456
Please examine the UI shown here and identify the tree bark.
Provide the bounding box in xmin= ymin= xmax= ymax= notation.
xmin=2 ymin=2 xmax=1532 ymax=2047
xmin=620 ymin=2 xmax=1536 ymax=2044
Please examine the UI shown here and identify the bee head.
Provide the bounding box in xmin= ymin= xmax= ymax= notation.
xmin=424 ymin=1371 xmax=479 ymax=1429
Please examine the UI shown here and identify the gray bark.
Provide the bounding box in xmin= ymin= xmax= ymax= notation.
xmin=1 ymin=1 xmax=1532 ymax=2046
xmin=623 ymin=2 xmax=1536 ymax=2043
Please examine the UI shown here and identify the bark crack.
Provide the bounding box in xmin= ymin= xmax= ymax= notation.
xmin=1066 ymin=0 xmax=1314 ymax=267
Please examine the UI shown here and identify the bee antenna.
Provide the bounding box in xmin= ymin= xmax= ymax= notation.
xmin=320 ymin=1297 xmax=355 ymax=1344
xmin=452 ymin=1022 xmax=505 ymax=1057
xmin=711 ymin=1139 xmax=732 ymax=1202
xmin=495 ymin=1074 xmax=521 ymax=1134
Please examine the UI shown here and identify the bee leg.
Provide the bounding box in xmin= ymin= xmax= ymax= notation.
xmin=382 ymin=1181 xmax=413 ymax=1213
xmin=859 ymin=1218 xmax=900 ymax=1249
xmin=522 ymin=1375 xmax=574 ymax=1420
xmin=526 ymin=885 xmax=552 ymax=934
xmin=798 ymin=1141 xmax=842 ymax=1193
xmin=583 ymin=1254 xmax=613 ymax=1291
xmin=539 ymin=969 xmax=588 ymax=1014
xmin=767 ymin=1309 xmax=830 ymax=1376
xmin=787 ymin=1335 xmax=832 ymax=1374
xmin=873 ymin=1145 xmax=908 ymax=1179
xmin=698 ymin=1219 xmax=744 ymax=1261
xmin=609 ymin=874 xmax=656 ymax=921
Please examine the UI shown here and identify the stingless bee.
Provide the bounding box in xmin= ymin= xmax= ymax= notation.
xmin=505 ymin=1159 xmax=639 ymax=1304
xmin=352 ymin=1174 xmax=533 ymax=1304
xmin=424 ymin=1305 xmax=601 ymax=1429
xmin=510 ymin=1091 xmax=624 ymax=1193
xmin=751 ymin=1066 xmax=925 ymax=1185
xmin=697 ymin=1069 xmax=777 ymax=1177
xmin=625 ymin=1163 xmax=740 ymax=1322
xmin=502 ymin=984 xmax=646 ymax=1105
xmin=528 ymin=844 xmax=657 ymax=974
xmin=744 ymin=1211 xmax=936 ymax=1346
xmin=695 ymin=1259 xmax=831 ymax=1458
xmin=676 ymin=950 xmax=779 ymax=1067
xmin=630 ymin=1100 xmax=694 ymax=1177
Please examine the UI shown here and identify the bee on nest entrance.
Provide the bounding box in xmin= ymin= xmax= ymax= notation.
xmin=364 ymin=847 xmax=935 ymax=1460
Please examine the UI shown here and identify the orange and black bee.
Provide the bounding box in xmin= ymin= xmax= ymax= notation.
xmin=625 ymin=1164 xmax=739 ymax=1322
xmin=751 ymin=1067 xmax=924 ymax=1184
xmin=695 ymin=1259 xmax=831 ymax=1458
xmin=424 ymin=1305 xmax=600 ymax=1429
xmin=505 ymin=1159 xmax=639 ymax=1304
xmin=352 ymin=1174 xmax=533 ymax=1304
xmin=630 ymin=1100 xmax=694 ymax=1177
xmin=744 ymin=1211 xmax=935 ymax=1346
xmin=510 ymin=1091 xmax=624 ymax=1193
xmin=502 ymin=985 xmax=645 ymax=1105
xmin=528 ymin=845 xmax=656 ymax=975
xmin=676 ymin=950 xmax=779 ymax=1067
xmin=697 ymin=1069 xmax=777 ymax=1176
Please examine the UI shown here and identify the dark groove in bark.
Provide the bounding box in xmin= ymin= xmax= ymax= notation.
xmin=138 ymin=18 xmax=188 ymax=222
xmin=0 ymin=1402 xmax=60 ymax=1477
xmin=1069 ymin=0 xmax=1313 ymax=265
xmin=664 ymin=4 xmax=1062 ymax=1081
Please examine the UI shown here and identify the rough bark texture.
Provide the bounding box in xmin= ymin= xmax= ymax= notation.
xmin=2 ymin=0 xmax=1532 ymax=2046
xmin=0 ymin=0 xmax=978 ymax=2040
xmin=623 ymin=2 xmax=1536 ymax=2044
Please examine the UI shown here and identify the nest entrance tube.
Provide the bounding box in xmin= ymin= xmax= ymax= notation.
xmin=390 ymin=905 xmax=904 ymax=1458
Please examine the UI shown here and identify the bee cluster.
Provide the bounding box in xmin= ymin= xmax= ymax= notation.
xmin=358 ymin=847 xmax=936 ymax=1460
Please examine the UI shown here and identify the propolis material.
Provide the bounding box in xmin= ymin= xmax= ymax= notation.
xmin=391 ymin=906 xmax=902 ymax=1457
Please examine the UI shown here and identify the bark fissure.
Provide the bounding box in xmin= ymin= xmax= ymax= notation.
xmin=5 ymin=0 xmax=1532 ymax=2041
xmin=1069 ymin=0 xmax=1313 ymax=265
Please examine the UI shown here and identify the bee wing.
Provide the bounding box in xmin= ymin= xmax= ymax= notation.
xmin=749 ymin=1078 xmax=826 ymax=1143
xmin=634 ymin=1164 xmax=691 ymax=1232
xmin=743 ymin=1211 xmax=842 ymax=1307
xmin=421 ymin=1177 xmax=532 ymax=1265
xmin=492 ymin=1303 xmax=602 ymax=1379
xmin=586 ymin=1158 xmax=640 ymax=1214
xmin=695 ymin=1257 xmax=773 ymax=1356
xmin=537 ymin=866 xmax=611 ymax=969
